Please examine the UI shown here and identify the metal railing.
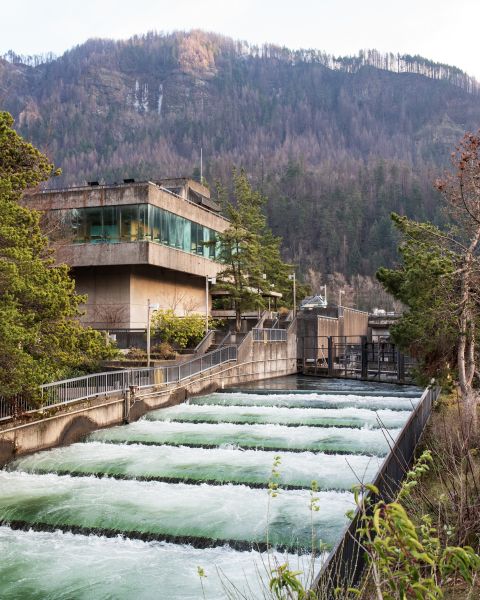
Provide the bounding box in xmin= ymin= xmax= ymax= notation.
xmin=0 ymin=345 xmax=237 ymax=423
xmin=299 ymin=336 xmax=416 ymax=382
xmin=193 ymin=329 xmax=217 ymax=355
xmin=252 ymin=327 xmax=288 ymax=342
xmin=314 ymin=385 xmax=440 ymax=595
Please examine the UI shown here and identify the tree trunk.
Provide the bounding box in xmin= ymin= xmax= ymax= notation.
xmin=463 ymin=389 xmax=479 ymax=436
xmin=457 ymin=228 xmax=480 ymax=436
xmin=235 ymin=305 xmax=241 ymax=333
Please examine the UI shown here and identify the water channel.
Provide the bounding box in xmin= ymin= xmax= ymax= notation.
xmin=0 ymin=376 xmax=421 ymax=599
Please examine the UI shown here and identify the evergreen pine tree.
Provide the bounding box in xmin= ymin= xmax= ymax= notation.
xmin=215 ymin=170 xmax=295 ymax=330
xmin=0 ymin=112 xmax=115 ymax=403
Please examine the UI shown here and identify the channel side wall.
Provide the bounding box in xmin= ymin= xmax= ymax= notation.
xmin=0 ymin=333 xmax=297 ymax=467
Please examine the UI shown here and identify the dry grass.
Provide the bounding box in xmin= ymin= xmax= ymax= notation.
xmin=406 ymin=392 xmax=480 ymax=548
xmin=358 ymin=391 xmax=480 ymax=599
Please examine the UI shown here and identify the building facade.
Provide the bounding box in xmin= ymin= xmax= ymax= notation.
xmin=297 ymin=305 xmax=369 ymax=362
xmin=26 ymin=178 xmax=229 ymax=331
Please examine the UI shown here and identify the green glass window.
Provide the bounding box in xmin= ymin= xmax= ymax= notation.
xmin=119 ymin=205 xmax=137 ymax=241
xmin=57 ymin=203 xmax=221 ymax=261
xmin=84 ymin=207 xmax=103 ymax=242
xmin=103 ymin=206 xmax=120 ymax=242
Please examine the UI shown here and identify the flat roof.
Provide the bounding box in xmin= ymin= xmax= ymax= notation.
xmin=25 ymin=180 xmax=230 ymax=228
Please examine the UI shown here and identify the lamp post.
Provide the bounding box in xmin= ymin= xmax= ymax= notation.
xmin=268 ymin=283 xmax=275 ymax=312
xmin=289 ymin=272 xmax=297 ymax=315
xmin=147 ymin=299 xmax=159 ymax=368
xmin=205 ymin=276 xmax=216 ymax=335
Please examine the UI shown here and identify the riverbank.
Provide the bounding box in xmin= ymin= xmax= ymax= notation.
xmin=359 ymin=391 xmax=480 ymax=599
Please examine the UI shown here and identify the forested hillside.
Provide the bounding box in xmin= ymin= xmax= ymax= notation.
xmin=1 ymin=30 xmax=479 ymax=301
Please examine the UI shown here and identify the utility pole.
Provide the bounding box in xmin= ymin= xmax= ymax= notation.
xmin=205 ymin=276 xmax=216 ymax=335
xmin=200 ymin=147 xmax=203 ymax=183
xmin=289 ymin=272 xmax=297 ymax=314
xmin=146 ymin=299 xmax=159 ymax=368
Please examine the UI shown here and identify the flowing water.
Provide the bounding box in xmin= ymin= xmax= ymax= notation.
xmin=145 ymin=404 xmax=411 ymax=429
xmin=10 ymin=442 xmax=382 ymax=489
xmin=191 ymin=392 xmax=419 ymax=411
xmin=88 ymin=420 xmax=400 ymax=455
xmin=0 ymin=376 xmax=421 ymax=599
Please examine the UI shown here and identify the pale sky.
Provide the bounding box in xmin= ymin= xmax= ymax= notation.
xmin=2 ymin=0 xmax=480 ymax=79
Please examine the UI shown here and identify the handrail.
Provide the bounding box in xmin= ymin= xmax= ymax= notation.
xmin=0 ymin=345 xmax=238 ymax=422
xmin=193 ymin=329 xmax=216 ymax=355
xmin=217 ymin=330 xmax=234 ymax=347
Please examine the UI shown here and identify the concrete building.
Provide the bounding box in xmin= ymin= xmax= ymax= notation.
xmin=368 ymin=311 xmax=401 ymax=342
xmin=297 ymin=305 xmax=369 ymax=362
xmin=26 ymin=178 xmax=229 ymax=331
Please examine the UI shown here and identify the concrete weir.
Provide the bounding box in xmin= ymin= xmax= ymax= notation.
xmin=0 ymin=331 xmax=297 ymax=465
xmin=0 ymin=372 xmax=422 ymax=599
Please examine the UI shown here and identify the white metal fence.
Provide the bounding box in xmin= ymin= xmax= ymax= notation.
xmin=0 ymin=345 xmax=237 ymax=423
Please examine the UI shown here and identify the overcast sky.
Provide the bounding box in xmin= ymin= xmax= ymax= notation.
xmin=3 ymin=0 xmax=479 ymax=79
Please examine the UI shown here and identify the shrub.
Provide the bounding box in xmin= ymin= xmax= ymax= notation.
xmin=151 ymin=342 xmax=176 ymax=360
xmin=152 ymin=309 xmax=205 ymax=349
xmin=125 ymin=347 xmax=146 ymax=360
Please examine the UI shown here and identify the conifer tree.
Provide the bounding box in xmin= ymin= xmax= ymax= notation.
xmin=378 ymin=131 xmax=480 ymax=433
xmin=0 ymin=112 xmax=115 ymax=403
xmin=215 ymin=170 xmax=294 ymax=331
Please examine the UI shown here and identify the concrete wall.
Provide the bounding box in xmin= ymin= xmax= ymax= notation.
xmin=318 ymin=317 xmax=339 ymax=338
xmin=74 ymin=266 xmax=131 ymax=328
xmin=129 ymin=265 xmax=207 ymax=325
xmin=297 ymin=308 xmax=368 ymax=361
xmin=0 ymin=332 xmax=298 ymax=467
xmin=340 ymin=307 xmax=369 ymax=339
xmin=74 ymin=264 xmax=212 ymax=328
xmin=56 ymin=240 xmax=224 ymax=279
xmin=25 ymin=182 xmax=149 ymax=211
xmin=26 ymin=182 xmax=228 ymax=233
xmin=148 ymin=185 xmax=228 ymax=232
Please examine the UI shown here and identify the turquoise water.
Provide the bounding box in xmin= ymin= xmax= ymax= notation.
xmin=0 ymin=527 xmax=325 ymax=600
xmin=146 ymin=404 xmax=411 ymax=429
xmin=0 ymin=471 xmax=353 ymax=549
xmin=191 ymin=391 xmax=419 ymax=411
xmin=11 ymin=442 xmax=382 ymax=490
xmin=0 ymin=378 xmax=420 ymax=598
xmin=89 ymin=419 xmax=399 ymax=455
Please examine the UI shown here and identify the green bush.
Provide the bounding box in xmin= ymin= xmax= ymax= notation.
xmin=152 ymin=309 xmax=205 ymax=349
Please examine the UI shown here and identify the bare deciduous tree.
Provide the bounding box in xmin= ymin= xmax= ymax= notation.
xmin=435 ymin=132 xmax=480 ymax=433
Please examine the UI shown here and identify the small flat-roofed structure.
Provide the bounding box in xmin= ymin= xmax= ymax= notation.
xmin=26 ymin=178 xmax=229 ymax=331
xmin=297 ymin=305 xmax=369 ymax=363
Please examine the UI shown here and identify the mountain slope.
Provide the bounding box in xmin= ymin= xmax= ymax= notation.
xmin=1 ymin=30 xmax=479 ymax=283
